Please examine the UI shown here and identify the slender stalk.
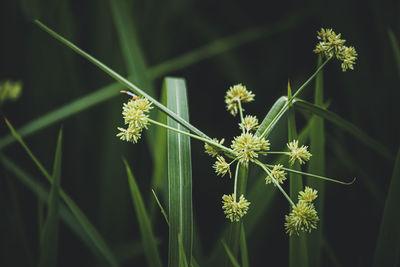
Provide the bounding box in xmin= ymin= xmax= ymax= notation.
xmin=233 ymin=163 xmax=240 ymax=201
xmin=265 ymin=164 xmax=356 ymax=185
xmin=260 ymin=57 xmax=331 ymax=139
xmin=255 ymin=160 xmax=295 ymax=206
xmin=237 ymin=100 xmax=245 ymax=133
xmin=148 ymin=118 xmax=234 ymax=155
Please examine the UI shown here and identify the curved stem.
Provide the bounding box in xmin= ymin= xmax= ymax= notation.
xmin=255 ymin=160 xmax=295 ymax=206
xmin=237 ymin=100 xmax=245 ymax=133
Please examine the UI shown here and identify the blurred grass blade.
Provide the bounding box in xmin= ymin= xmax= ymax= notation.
xmin=38 ymin=128 xmax=62 ymax=267
xmin=255 ymin=96 xmax=287 ymax=138
xmin=178 ymin=233 xmax=189 ymax=267
xmin=287 ymin=85 xmax=308 ymax=267
xmin=0 ymin=82 xmax=121 ymax=150
xmin=388 ymin=29 xmax=400 ymax=77
xmin=123 ymin=159 xmax=162 ymax=267
xmin=240 ymin=224 xmax=249 ymax=267
xmin=0 ymin=153 xmax=107 ymax=263
xmin=221 ymin=241 xmax=241 ymax=267
xmin=148 ymin=11 xmax=308 ymax=79
xmin=372 ymin=147 xmax=400 ymax=266
xmin=35 ymin=20 xmax=209 ymax=140
xmin=165 ymin=77 xmax=193 ymax=266
xmin=293 ymin=99 xmax=394 ymax=160
xmin=307 ymin=56 xmax=325 ymax=267
xmin=152 ymin=189 xmax=169 ymax=226
xmin=4 ymin=119 xmax=120 ymax=267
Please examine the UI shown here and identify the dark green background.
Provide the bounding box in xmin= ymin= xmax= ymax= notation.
xmin=1 ymin=0 xmax=399 ymax=266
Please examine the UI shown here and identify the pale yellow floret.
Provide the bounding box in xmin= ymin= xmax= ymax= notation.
xmin=222 ymin=194 xmax=250 ymax=222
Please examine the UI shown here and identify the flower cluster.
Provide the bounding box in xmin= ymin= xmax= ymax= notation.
xmin=285 ymin=187 xmax=319 ymax=236
xmin=117 ymin=96 xmax=153 ymax=143
xmin=314 ymin=28 xmax=358 ymax=72
xmin=287 ymin=140 xmax=312 ymax=165
xmin=0 ymin=80 xmax=22 ymax=104
xmin=222 ymin=194 xmax=251 ymax=222
xmin=225 ymin=83 xmax=255 ymax=116
xmin=231 ymin=133 xmax=270 ymax=166
xmin=265 ymin=164 xmax=287 ymax=185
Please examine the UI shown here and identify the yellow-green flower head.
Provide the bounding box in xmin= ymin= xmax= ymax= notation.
xmin=337 ymin=46 xmax=358 ymax=72
xmin=231 ymin=133 xmax=270 ymax=165
xmin=0 ymin=80 xmax=22 ymax=103
xmin=266 ymin=164 xmax=287 ymax=185
xmin=314 ymin=28 xmax=358 ymax=72
xmin=222 ymin=194 xmax=250 ymax=222
xmin=204 ymin=138 xmax=225 ymax=158
xmin=116 ymin=125 xmax=142 ymax=144
xmin=285 ymin=201 xmax=319 ymax=236
xmin=225 ymin=83 xmax=255 ymax=116
xmin=122 ymin=98 xmax=152 ymax=129
xmin=213 ymin=156 xmax=231 ymax=178
xmin=298 ymin=186 xmax=318 ymax=203
xmin=287 ymin=140 xmax=312 ymax=165
xmin=239 ymin=115 xmax=259 ymax=132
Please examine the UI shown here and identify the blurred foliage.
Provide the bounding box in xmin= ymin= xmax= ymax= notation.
xmin=1 ymin=0 xmax=399 ymax=266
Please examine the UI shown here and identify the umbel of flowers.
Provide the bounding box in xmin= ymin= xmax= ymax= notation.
xmin=117 ymin=28 xmax=356 ymax=235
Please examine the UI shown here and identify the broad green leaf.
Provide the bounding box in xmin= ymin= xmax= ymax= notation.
xmin=4 ymin=119 xmax=120 ymax=267
xmin=372 ymin=147 xmax=400 ymax=266
xmin=123 ymin=159 xmax=162 ymax=267
xmin=165 ymin=77 xmax=193 ymax=266
xmin=255 ymin=96 xmax=287 ymax=138
xmin=287 ymin=86 xmax=308 ymax=267
xmin=307 ymin=55 xmax=325 ymax=267
xmin=293 ymin=99 xmax=394 ymax=160
xmin=38 ymin=128 xmax=62 ymax=267
xmin=35 ymin=20 xmax=209 ymax=140
xmin=240 ymin=224 xmax=249 ymax=267
xmin=221 ymin=241 xmax=241 ymax=267
xmin=178 ymin=233 xmax=189 ymax=267
xmin=388 ymin=29 xmax=400 ymax=78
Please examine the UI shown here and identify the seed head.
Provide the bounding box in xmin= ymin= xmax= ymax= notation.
xmin=222 ymin=194 xmax=250 ymax=222
xmin=266 ymin=164 xmax=287 ymax=185
xmin=298 ymin=186 xmax=318 ymax=203
xmin=285 ymin=201 xmax=319 ymax=236
xmin=287 ymin=140 xmax=312 ymax=165
xmin=225 ymin=84 xmax=255 ymax=116
xmin=239 ymin=115 xmax=259 ymax=132
xmin=213 ymin=156 xmax=231 ymax=178
xmin=204 ymin=138 xmax=225 ymax=158
xmin=231 ymin=133 xmax=270 ymax=165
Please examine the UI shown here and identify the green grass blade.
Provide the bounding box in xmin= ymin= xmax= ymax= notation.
xmin=38 ymin=128 xmax=62 ymax=267
xmin=123 ymin=159 xmax=163 ymax=267
xmin=0 ymin=154 xmax=105 ymax=262
xmin=287 ymin=88 xmax=308 ymax=267
xmin=152 ymin=189 xmax=169 ymax=226
xmin=240 ymin=224 xmax=249 ymax=267
xmin=293 ymin=99 xmax=394 ymax=160
xmin=34 ymin=20 xmax=209 ymax=140
xmin=0 ymin=82 xmax=121 ymax=150
xmin=165 ymin=77 xmax=193 ymax=266
xmin=4 ymin=120 xmax=120 ymax=267
xmin=388 ymin=29 xmax=400 ymax=78
xmin=255 ymin=96 xmax=288 ymax=138
xmin=178 ymin=233 xmax=189 ymax=267
xmin=307 ymin=56 xmax=325 ymax=267
xmin=372 ymin=146 xmax=400 ymax=266
xmin=221 ymin=241 xmax=241 ymax=267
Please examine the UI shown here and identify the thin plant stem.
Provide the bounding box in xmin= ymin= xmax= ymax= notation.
xmin=148 ymin=118 xmax=234 ymax=155
xmin=233 ymin=163 xmax=240 ymax=201
xmin=255 ymin=160 xmax=295 ymax=206
xmin=237 ymin=100 xmax=245 ymax=133
xmin=260 ymin=57 xmax=332 ymax=139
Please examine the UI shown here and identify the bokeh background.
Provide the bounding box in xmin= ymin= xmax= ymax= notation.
xmin=1 ymin=0 xmax=399 ymax=266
